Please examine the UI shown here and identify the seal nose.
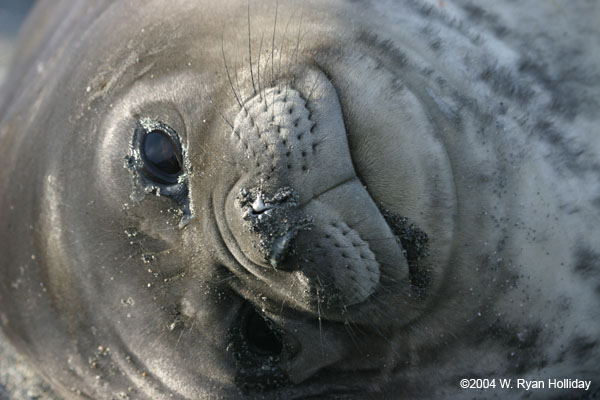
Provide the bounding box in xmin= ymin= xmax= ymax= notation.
xmin=224 ymin=69 xmax=409 ymax=308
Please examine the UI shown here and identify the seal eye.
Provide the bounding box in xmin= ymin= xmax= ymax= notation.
xmin=141 ymin=130 xmax=182 ymax=184
xmin=127 ymin=119 xmax=192 ymax=226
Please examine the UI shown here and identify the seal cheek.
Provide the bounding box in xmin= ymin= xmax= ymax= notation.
xmin=38 ymin=173 xmax=80 ymax=320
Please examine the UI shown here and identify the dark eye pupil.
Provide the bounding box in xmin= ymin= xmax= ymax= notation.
xmin=143 ymin=131 xmax=181 ymax=176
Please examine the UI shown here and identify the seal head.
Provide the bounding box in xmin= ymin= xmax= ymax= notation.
xmin=1 ymin=0 xmax=599 ymax=399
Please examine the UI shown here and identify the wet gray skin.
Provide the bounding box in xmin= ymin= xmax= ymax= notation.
xmin=0 ymin=1 xmax=599 ymax=399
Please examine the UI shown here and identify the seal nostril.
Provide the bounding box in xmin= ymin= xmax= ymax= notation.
xmin=244 ymin=308 xmax=283 ymax=356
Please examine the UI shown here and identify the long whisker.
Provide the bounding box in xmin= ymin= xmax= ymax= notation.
xmin=221 ymin=32 xmax=243 ymax=109
xmin=257 ymin=29 xmax=266 ymax=101
xmin=247 ymin=0 xmax=256 ymax=95
xmin=306 ymin=73 xmax=324 ymax=103
xmin=287 ymin=9 xmax=305 ymax=95
xmin=207 ymin=94 xmax=234 ymax=129
xmin=270 ymin=0 xmax=279 ymax=87
xmin=278 ymin=6 xmax=298 ymax=91
xmin=344 ymin=320 xmax=363 ymax=355
xmin=316 ymin=276 xmax=325 ymax=355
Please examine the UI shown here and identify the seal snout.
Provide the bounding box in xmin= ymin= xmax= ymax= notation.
xmin=223 ymin=71 xmax=409 ymax=312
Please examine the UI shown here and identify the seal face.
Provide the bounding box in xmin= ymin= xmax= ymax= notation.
xmin=1 ymin=0 xmax=599 ymax=399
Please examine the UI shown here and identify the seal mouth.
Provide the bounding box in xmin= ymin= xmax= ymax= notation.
xmin=228 ymin=303 xmax=383 ymax=397
xmin=242 ymin=307 xmax=284 ymax=357
xmin=227 ymin=303 xmax=293 ymax=392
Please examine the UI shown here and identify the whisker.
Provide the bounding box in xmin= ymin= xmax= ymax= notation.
xmin=344 ymin=320 xmax=363 ymax=355
xmin=216 ymin=275 xmax=237 ymax=284
xmin=262 ymin=45 xmax=271 ymax=100
xmin=247 ymin=0 xmax=256 ymax=95
xmin=279 ymin=278 xmax=296 ymax=314
xmin=277 ymin=6 xmax=298 ymax=91
xmin=233 ymin=52 xmax=245 ymax=108
xmin=221 ymin=31 xmax=243 ymax=109
xmin=287 ymin=8 xmax=305 ymax=94
xmin=270 ymin=0 xmax=279 ymax=87
xmin=257 ymin=29 xmax=266 ymax=101
xmin=306 ymin=73 xmax=324 ymax=103
xmin=316 ymin=276 xmax=325 ymax=355
xmin=175 ymin=327 xmax=185 ymax=350
xmin=208 ymin=94 xmax=234 ymax=129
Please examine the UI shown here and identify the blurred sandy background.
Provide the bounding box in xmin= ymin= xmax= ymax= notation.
xmin=0 ymin=1 xmax=35 ymax=83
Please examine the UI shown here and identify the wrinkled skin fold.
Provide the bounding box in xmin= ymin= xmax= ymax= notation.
xmin=0 ymin=0 xmax=599 ymax=399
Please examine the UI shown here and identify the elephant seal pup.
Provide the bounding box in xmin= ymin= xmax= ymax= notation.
xmin=0 ymin=0 xmax=599 ymax=399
